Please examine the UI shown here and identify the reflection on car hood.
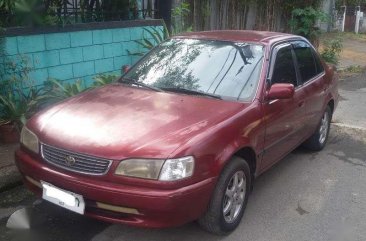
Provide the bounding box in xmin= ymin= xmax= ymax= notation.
xmin=29 ymin=84 xmax=245 ymax=160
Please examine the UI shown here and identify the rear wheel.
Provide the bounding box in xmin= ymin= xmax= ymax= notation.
xmin=198 ymin=156 xmax=251 ymax=235
xmin=303 ymin=105 xmax=332 ymax=151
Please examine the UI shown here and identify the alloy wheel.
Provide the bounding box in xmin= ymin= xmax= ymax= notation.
xmin=223 ymin=171 xmax=246 ymax=223
xmin=319 ymin=111 xmax=329 ymax=144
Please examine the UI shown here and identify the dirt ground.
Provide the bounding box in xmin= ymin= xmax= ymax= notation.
xmin=320 ymin=32 xmax=366 ymax=69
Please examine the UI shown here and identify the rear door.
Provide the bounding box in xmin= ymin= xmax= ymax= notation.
xmin=261 ymin=43 xmax=307 ymax=170
xmin=291 ymin=41 xmax=326 ymax=134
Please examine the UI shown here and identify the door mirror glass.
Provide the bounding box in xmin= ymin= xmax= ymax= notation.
xmin=267 ymin=83 xmax=295 ymax=100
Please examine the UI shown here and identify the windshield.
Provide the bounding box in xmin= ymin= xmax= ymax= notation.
xmin=124 ymin=39 xmax=264 ymax=101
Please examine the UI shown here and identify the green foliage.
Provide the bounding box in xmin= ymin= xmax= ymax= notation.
xmin=342 ymin=65 xmax=364 ymax=73
xmin=172 ymin=2 xmax=191 ymax=34
xmin=41 ymin=78 xmax=88 ymax=104
xmin=0 ymin=56 xmax=44 ymax=129
xmin=320 ymin=38 xmax=343 ymax=65
xmin=129 ymin=26 xmax=170 ymax=56
xmin=39 ymin=73 xmax=117 ymax=106
xmin=0 ymin=0 xmax=139 ymax=28
xmin=0 ymin=0 xmax=58 ymax=27
xmin=289 ymin=7 xmax=329 ymax=43
xmin=17 ymin=0 xmax=59 ymax=26
xmin=172 ymin=2 xmax=190 ymax=17
xmin=0 ymin=54 xmax=119 ymax=130
xmin=92 ymin=74 xmax=118 ymax=87
xmin=0 ymin=88 xmax=42 ymax=128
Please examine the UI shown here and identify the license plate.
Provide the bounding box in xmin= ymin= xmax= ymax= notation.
xmin=41 ymin=181 xmax=85 ymax=215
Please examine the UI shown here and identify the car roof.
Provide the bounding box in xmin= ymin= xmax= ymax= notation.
xmin=173 ymin=30 xmax=298 ymax=45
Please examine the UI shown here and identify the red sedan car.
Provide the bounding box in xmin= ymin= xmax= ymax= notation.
xmin=16 ymin=31 xmax=339 ymax=234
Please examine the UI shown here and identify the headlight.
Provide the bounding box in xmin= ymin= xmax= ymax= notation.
xmin=20 ymin=126 xmax=39 ymax=153
xmin=115 ymin=159 xmax=165 ymax=179
xmin=115 ymin=156 xmax=195 ymax=181
xmin=159 ymin=156 xmax=195 ymax=181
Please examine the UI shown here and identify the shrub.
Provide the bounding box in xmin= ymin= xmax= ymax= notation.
xmin=0 ymin=56 xmax=43 ymax=130
xmin=92 ymin=74 xmax=118 ymax=87
xmin=320 ymin=38 xmax=343 ymax=65
xmin=40 ymin=78 xmax=88 ymax=105
xmin=129 ymin=26 xmax=170 ymax=56
xmin=289 ymin=7 xmax=329 ymax=46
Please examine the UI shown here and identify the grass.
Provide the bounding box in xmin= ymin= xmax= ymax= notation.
xmin=321 ymin=31 xmax=366 ymax=42
xmin=341 ymin=65 xmax=365 ymax=73
xmin=339 ymin=65 xmax=366 ymax=80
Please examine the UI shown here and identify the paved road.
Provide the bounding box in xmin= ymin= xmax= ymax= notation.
xmin=1 ymin=73 xmax=366 ymax=241
xmin=333 ymin=71 xmax=366 ymax=129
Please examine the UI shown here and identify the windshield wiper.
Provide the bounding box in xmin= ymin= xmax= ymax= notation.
xmin=119 ymin=77 xmax=163 ymax=92
xmin=161 ymin=87 xmax=222 ymax=99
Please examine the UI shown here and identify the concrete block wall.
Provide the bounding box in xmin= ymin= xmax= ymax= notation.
xmin=0 ymin=20 xmax=163 ymax=87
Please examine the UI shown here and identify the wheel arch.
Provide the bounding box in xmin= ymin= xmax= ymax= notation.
xmin=216 ymin=144 xmax=258 ymax=179
xmin=328 ymin=99 xmax=335 ymax=114
xmin=233 ymin=147 xmax=257 ymax=178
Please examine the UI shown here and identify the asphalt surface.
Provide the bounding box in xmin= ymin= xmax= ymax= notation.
xmin=333 ymin=71 xmax=366 ymax=129
xmin=0 ymin=73 xmax=365 ymax=241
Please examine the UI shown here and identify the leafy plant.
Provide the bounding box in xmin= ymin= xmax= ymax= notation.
xmin=129 ymin=25 xmax=170 ymax=56
xmin=92 ymin=74 xmax=118 ymax=87
xmin=320 ymin=38 xmax=343 ymax=65
xmin=289 ymin=7 xmax=329 ymax=46
xmin=14 ymin=0 xmax=58 ymax=27
xmin=172 ymin=2 xmax=191 ymax=34
xmin=0 ymin=88 xmax=43 ymax=129
xmin=0 ymin=56 xmax=44 ymax=130
xmin=41 ymin=78 xmax=88 ymax=105
xmin=342 ymin=65 xmax=364 ymax=73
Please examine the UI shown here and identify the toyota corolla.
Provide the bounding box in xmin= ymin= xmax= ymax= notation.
xmin=15 ymin=30 xmax=339 ymax=234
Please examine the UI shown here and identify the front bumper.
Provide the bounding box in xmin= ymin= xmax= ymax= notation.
xmin=15 ymin=148 xmax=216 ymax=228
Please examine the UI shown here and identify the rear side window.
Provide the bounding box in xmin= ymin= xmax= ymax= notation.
xmin=292 ymin=41 xmax=317 ymax=83
xmin=271 ymin=46 xmax=298 ymax=87
xmin=313 ymin=50 xmax=324 ymax=74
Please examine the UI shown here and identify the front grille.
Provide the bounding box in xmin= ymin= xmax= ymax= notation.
xmin=41 ymin=144 xmax=112 ymax=175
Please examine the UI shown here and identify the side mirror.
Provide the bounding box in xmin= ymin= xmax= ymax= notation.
xmin=267 ymin=83 xmax=295 ymax=100
xmin=122 ymin=65 xmax=131 ymax=74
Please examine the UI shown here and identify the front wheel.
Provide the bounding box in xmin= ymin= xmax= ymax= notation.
xmin=198 ymin=156 xmax=251 ymax=235
xmin=303 ymin=106 xmax=332 ymax=151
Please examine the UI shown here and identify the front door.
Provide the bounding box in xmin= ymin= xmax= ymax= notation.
xmin=261 ymin=44 xmax=307 ymax=171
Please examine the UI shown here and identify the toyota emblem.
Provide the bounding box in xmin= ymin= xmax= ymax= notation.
xmin=65 ymin=156 xmax=76 ymax=166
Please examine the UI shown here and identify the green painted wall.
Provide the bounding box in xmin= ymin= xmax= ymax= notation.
xmin=0 ymin=25 xmax=163 ymax=87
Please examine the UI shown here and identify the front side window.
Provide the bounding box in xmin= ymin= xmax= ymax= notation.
xmin=271 ymin=46 xmax=298 ymax=86
xmin=292 ymin=41 xmax=317 ymax=83
xmin=124 ymin=39 xmax=264 ymax=101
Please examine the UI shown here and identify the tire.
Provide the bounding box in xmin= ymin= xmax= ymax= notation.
xmin=303 ymin=105 xmax=332 ymax=151
xmin=198 ymin=156 xmax=251 ymax=235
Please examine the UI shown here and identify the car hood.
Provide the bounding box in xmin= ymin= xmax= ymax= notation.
xmin=29 ymin=84 xmax=245 ymax=160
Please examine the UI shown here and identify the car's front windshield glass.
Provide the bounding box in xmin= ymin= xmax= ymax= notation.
xmin=124 ymin=38 xmax=264 ymax=101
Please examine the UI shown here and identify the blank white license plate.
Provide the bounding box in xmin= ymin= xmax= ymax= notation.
xmin=41 ymin=181 xmax=85 ymax=215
